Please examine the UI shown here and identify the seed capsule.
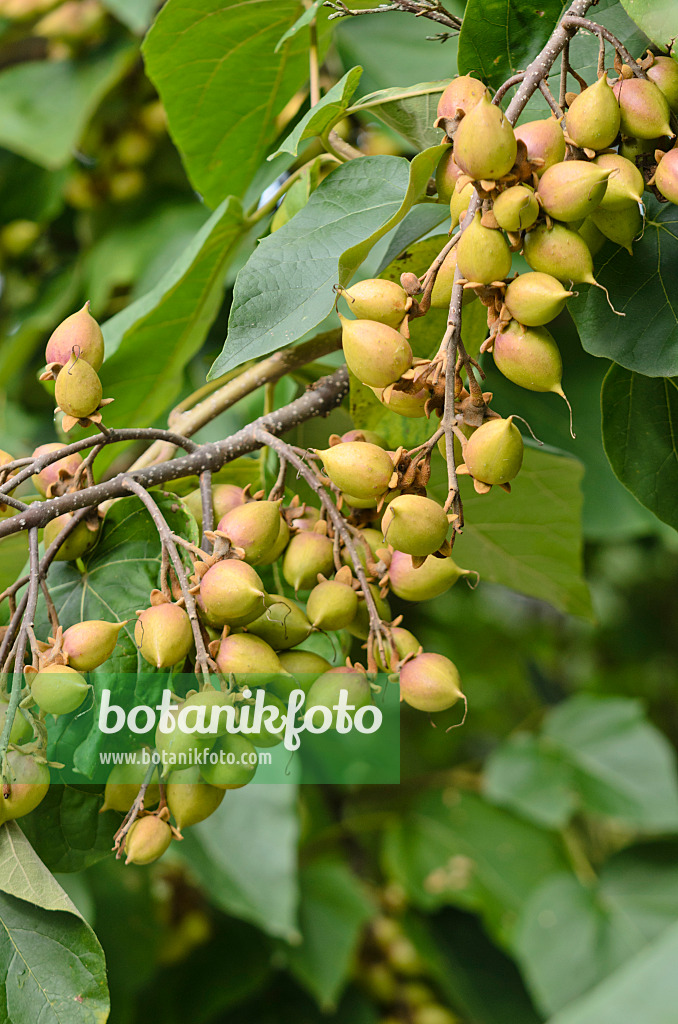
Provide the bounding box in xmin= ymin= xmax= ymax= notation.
xmin=45 ymin=302 xmax=104 ymax=370
xmin=514 ymin=117 xmax=566 ymax=176
xmin=340 ymin=279 xmax=411 ymax=328
xmin=492 ymin=185 xmax=539 ymax=232
xmin=453 ymin=94 xmax=517 ymax=181
xmin=399 ymin=652 xmax=463 ymax=713
xmin=135 ymin=603 xmax=193 ymax=668
xmin=316 ymin=442 xmax=394 ymax=502
xmin=503 ymin=272 xmax=573 ymax=326
xmin=339 ymin=315 xmax=412 ymax=388
xmin=612 ymin=77 xmax=674 ymax=139
xmin=124 ymin=815 xmax=172 ymax=865
xmin=463 ymin=416 xmax=524 ymax=486
xmin=456 ymin=211 xmax=512 ymax=284
xmin=537 ymin=160 xmax=612 ymax=222
xmin=199 ymin=560 xmax=266 ymax=628
xmin=381 ymin=494 xmax=449 ymax=557
xmin=565 ymin=75 xmax=621 ymax=150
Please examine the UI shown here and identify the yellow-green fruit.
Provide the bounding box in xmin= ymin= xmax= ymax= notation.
xmin=217 ymin=500 xmax=282 ymax=564
xmin=135 ymin=603 xmax=193 ymax=668
xmin=62 ymin=619 xmax=127 ymax=671
xmin=101 ymin=756 xmax=160 ymax=813
xmin=255 ymin=515 xmax=290 ymax=565
xmin=30 ymin=664 xmax=89 ymax=716
xmin=453 ymin=94 xmax=517 ymax=180
xmin=246 ymin=595 xmax=312 ymax=650
xmin=214 ymin=633 xmax=282 ymax=681
xmin=594 ymin=153 xmax=644 ymax=209
xmin=306 ymin=667 xmax=372 ymax=729
xmin=278 ymin=650 xmax=332 ymax=689
xmin=565 ymin=75 xmax=621 ymax=150
xmin=154 ymin=706 xmax=213 ymax=769
xmin=463 ymin=416 xmax=523 ymax=485
xmin=45 ymin=302 xmax=104 ymax=370
xmin=400 ymin=652 xmax=463 ymax=713
xmin=457 ymin=211 xmax=512 ymax=284
xmin=124 ymin=815 xmax=172 ymax=865
xmin=239 ymin=689 xmax=287 ymax=747
xmin=0 ymin=702 xmax=32 ymax=745
xmin=201 ymin=734 xmax=258 ymax=789
xmin=449 ymin=180 xmax=475 ymax=227
xmin=32 ymin=442 xmax=83 ymax=497
xmin=654 ymin=148 xmax=678 ymax=204
xmin=282 ymin=530 xmax=335 ymax=591
xmin=492 ymin=185 xmax=539 ymax=232
xmin=435 ymin=148 xmax=463 ymax=203
xmin=382 ymin=495 xmax=449 ymax=557
xmin=212 ymin=484 xmax=245 ymax=520
xmin=612 ymin=77 xmax=674 ymax=138
xmin=537 ymin=160 xmax=612 ymax=222
xmin=514 ymin=118 xmax=566 ymax=176
xmin=371 ymin=385 xmax=430 ymax=418
xmin=437 ymin=74 xmax=489 ymax=120
xmin=504 ymin=272 xmax=573 ymax=326
xmin=388 ymin=550 xmax=469 ymax=602
xmin=524 ymin=222 xmax=597 ymax=285
xmin=619 ymin=135 xmax=659 ymax=161
xmin=43 ymin=514 xmax=98 ymax=562
xmin=181 ymin=689 xmax=235 ymax=739
xmin=578 ymin=217 xmax=606 ymax=256
xmin=346 ymin=585 xmax=391 ymax=640
xmin=306 ymin=578 xmax=359 ymax=630
xmin=54 ymin=353 xmax=102 ymax=419
xmin=166 ymin=767 xmax=225 ymax=829
xmin=590 ymin=202 xmax=643 ymax=254
xmin=340 ymin=279 xmax=411 ymax=328
xmin=493 ymin=321 xmax=565 ymax=397
xmin=199 ymin=559 xmax=266 ymax=628
xmin=339 ymin=314 xmax=413 ymax=388
xmin=647 ymin=56 xmax=678 ymax=113
xmin=0 ymin=751 xmax=50 ymax=823
xmin=430 ymin=247 xmax=475 ymax=308
xmin=375 ymin=626 xmax=421 ymax=671
xmin=316 ymin=442 xmax=394 ymax=501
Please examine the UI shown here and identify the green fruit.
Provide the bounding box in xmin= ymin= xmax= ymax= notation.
xmin=30 ymin=664 xmax=89 ymax=715
xmin=124 ymin=815 xmax=172 ymax=865
xmin=181 ymin=688 xmax=235 ymax=738
xmin=282 ymin=529 xmax=335 ymax=591
xmin=463 ymin=416 xmax=523 ymax=486
xmin=590 ymin=201 xmax=643 ymax=254
xmin=493 ymin=321 xmax=565 ymax=396
xmin=388 ymin=550 xmax=469 ymax=602
xmin=514 ymin=117 xmax=565 ymax=176
xmin=647 ymin=56 xmax=678 ymax=113
xmin=429 ymin=247 xmax=475 ymax=308
xmin=246 ymin=595 xmax=312 ymax=650
xmin=374 ymin=626 xmax=421 ymax=672
xmin=381 ymin=495 xmax=449 ymax=557
xmin=155 ymin=706 xmax=213 ymax=770
xmin=449 ymin=180 xmax=475 ymax=227
xmin=594 ymin=152 xmax=644 ymax=209
xmin=612 ymin=76 xmax=674 ymax=139
xmin=453 ymin=93 xmax=517 ymax=180
xmin=0 ymin=702 xmax=32 ymax=745
xmin=277 ymin=650 xmax=332 ymax=691
xmin=214 ymin=632 xmax=282 ymax=683
xmin=200 ymin=734 xmax=258 ymax=789
xmin=523 ymin=222 xmax=598 ymax=285
xmin=135 ymin=603 xmax=193 ymax=668
xmin=399 ymin=652 xmax=463 ymax=712
xmin=0 ymin=751 xmax=50 ymax=823
xmin=306 ymin=578 xmax=359 ymax=630
xmin=239 ymin=689 xmax=287 ymax=747
xmin=503 ymin=272 xmax=573 ymax=325
xmin=44 ymin=513 xmax=98 ymax=561
xmin=54 ymin=352 xmax=102 ymax=419
xmin=565 ymin=75 xmax=621 ymax=150
xmin=435 ymin=148 xmax=463 ymax=203
xmin=492 ymin=185 xmax=539 ymax=232
xmin=256 ymin=515 xmax=290 ymax=565
xmin=316 ymin=442 xmax=394 ymax=501
xmin=654 ymin=148 xmax=678 ymax=204
xmin=339 ymin=314 xmax=413 ymax=388
xmin=45 ymin=302 xmax=104 ymax=370
xmin=340 ymin=279 xmax=411 ymax=328
xmin=578 ymin=217 xmax=606 ymax=256
xmin=212 ymin=484 xmax=245 ymax=520
xmin=32 ymin=442 xmax=83 ymax=497
xmin=62 ymin=619 xmax=127 ymax=671
xmin=619 ymin=135 xmax=659 ymax=161
xmin=437 ymin=74 xmax=489 ymax=120
xmin=166 ymin=767 xmax=225 ymax=828
xmin=372 ymin=384 xmax=430 ymax=418
xmin=101 ymin=756 xmax=160 ymax=813
xmin=217 ymin=499 xmax=282 ymax=564
xmin=305 ymin=667 xmax=372 ymax=729
xmin=456 ymin=211 xmax=512 ymax=284
xmin=199 ymin=559 xmax=266 ymax=628
xmin=537 ymin=160 xmax=612 ymax=222
xmin=345 ymin=585 xmax=391 ymax=640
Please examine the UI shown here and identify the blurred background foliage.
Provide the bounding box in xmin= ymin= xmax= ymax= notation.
xmin=1 ymin=2 xmax=678 ymax=1023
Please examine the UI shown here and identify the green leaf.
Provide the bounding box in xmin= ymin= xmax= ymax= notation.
xmin=271 ymin=67 xmax=363 ymax=158
xmin=485 ymin=695 xmax=678 ymax=831
xmin=0 ymin=40 xmax=137 ymax=168
xmin=18 ymin=785 xmax=121 ymax=873
xmin=349 ymin=82 xmax=447 ymax=149
xmin=376 ymin=203 xmax=450 ymax=274
xmin=457 ymin=0 xmax=566 ymax=92
xmin=210 ymin=150 xmax=446 ymax=379
xmin=0 ymin=823 xmax=109 ymax=1023
xmin=568 ymin=197 xmax=678 ymax=377
xmin=382 ymin=789 xmax=570 ymax=945
xmin=430 ymin=447 xmax=592 ymax=618
xmin=142 ymin=0 xmax=313 ymax=207
xmin=179 ymin=785 xmax=299 ymax=939
xmin=601 ymin=364 xmax=678 ymax=531
xmin=286 ymin=860 xmax=374 ymax=1009
xmin=99 ymin=195 xmax=244 ymax=437
xmin=545 ymin=918 xmax=678 ymax=1024
xmin=101 ymin=0 xmax=158 ymax=31
xmin=275 ymin=0 xmax=322 ymax=51
xmin=618 ymin=0 xmax=678 ymax=48
xmin=516 ymin=846 xmax=678 ymax=1015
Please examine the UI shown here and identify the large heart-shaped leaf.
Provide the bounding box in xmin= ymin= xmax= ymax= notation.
xmin=210 ymin=149 xmax=446 ymax=379
xmin=142 ymin=0 xmax=314 ymax=207
xmin=601 ymin=363 xmax=678 ymax=530
xmin=568 ymin=197 xmax=678 ymax=377
xmin=348 ymin=82 xmax=447 ymax=149
xmin=19 ymin=785 xmax=121 ymax=873
xmin=619 ymin=0 xmax=678 ymax=48
xmin=271 ymin=67 xmax=363 ymax=158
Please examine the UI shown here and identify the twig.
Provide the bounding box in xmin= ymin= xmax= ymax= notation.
xmin=323 ymin=0 xmax=462 ymax=32
xmin=121 ymin=478 xmax=214 ymax=681
xmin=199 ymin=470 xmax=213 ymax=554
xmin=493 ymin=73 xmax=525 ymax=105
xmin=113 ymin=761 xmax=157 ymax=856
xmin=561 ymin=15 xmax=644 ymax=76
xmin=560 ymin=38 xmax=570 ymax=110
xmin=538 ymin=79 xmax=564 ymax=118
